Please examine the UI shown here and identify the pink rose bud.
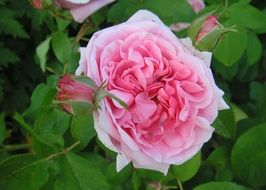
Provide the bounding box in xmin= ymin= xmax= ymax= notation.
xmin=56 ymin=74 xmax=97 ymax=115
xmin=32 ymin=0 xmax=42 ymax=9
xmin=196 ymin=16 xmax=219 ymax=42
xmin=188 ymin=13 xmax=236 ymax=51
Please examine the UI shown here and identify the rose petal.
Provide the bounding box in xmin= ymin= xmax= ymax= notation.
xmin=70 ymin=0 xmax=116 ymax=22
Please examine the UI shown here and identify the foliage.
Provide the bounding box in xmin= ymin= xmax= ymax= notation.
xmin=0 ymin=0 xmax=266 ymax=189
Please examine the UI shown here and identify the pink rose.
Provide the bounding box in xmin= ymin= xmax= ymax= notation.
xmin=76 ymin=10 xmax=228 ymax=174
xmin=55 ymin=0 xmax=116 ymax=22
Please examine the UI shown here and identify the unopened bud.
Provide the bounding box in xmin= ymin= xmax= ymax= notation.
xmin=56 ymin=74 xmax=97 ymax=115
xmin=56 ymin=75 xmax=127 ymax=115
xmin=31 ymin=0 xmax=54 ymax=10
xmin=188 ymin=13 xmax=236 ymax=51
xmin=31 ymin=0 xmax=42 ymax=9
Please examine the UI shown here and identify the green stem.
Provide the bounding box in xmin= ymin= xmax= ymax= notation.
xmin=75 ymin=21 xmax=90 ymax=44
xmin=225 ymin=0 xmax=228 ymax=9
xmin=164 ymin=185 xmax=178 ymax=190
xmin=176 ymin=177 xmax=183 ymax=190
xmin=63 ymin=62 xmax=67 ymax=74
xmin=46 ymin=141 xmax=80 ymax=160
xmin=0 ymin=144 xmax=30 ymax=153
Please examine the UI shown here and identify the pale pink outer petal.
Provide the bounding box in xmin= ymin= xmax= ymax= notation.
xmin=93 ymin=103 xmax=120 ymax=153
xmin=65 ymin=0 xmax=90 ymax=4
xmin=75 ymin=47 xmax=87 ymax=75
xmin=120 ymin=140 xmax=170 ymax=175
xmin=116 ymin=153 xmax=130 ymax=172
xmin=169 ymin=22 xmax=190 ymax=32
xmin=70 ymin=0 xmax=116 ymax=22
xmin=187 ymin=0 xmax=205 ymax=13
xmin=180 ymin=37 xmax=212 ymax=67
xmin=180 ymin=37 xmax=229 ymax=115
xmin=127 ymin=9 xmax=165 ymax=26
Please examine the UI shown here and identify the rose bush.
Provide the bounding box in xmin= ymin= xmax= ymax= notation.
xmin=55 ymin=0 xmax=115 ymax=22
xmin=76 ymin=10 xmax=229 ymax=174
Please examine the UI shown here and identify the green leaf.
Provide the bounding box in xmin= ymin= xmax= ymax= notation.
xmin=107 ymin=0 xmax=194 ymax=25
xmin=0 ymin=45 xmax=20 ymax=67
xmin=214 ymin=20 xmax=247 ymax=66
xmin=143 ymin=0 xmax=194 ymax=24
xmin=105 ymin=162 xmax=132 ymax=185
xmin=137 ymin=169 xmax=164 ymax=181
xmin=0 ymin=8 xmax=29 ymax=38
xmin=249 ymin=82 xmax=266 ymax=122
xmin=0 ymin=152 xmax=9 ymax=163
xmin=0 ymin=154 xmax=49 ymax=190
xmin=13 ymin=112 xmax=57 ymax=157
xmin=206 ymin=146 xmax=234 ymax=181
xmin=34 ymin=110 xmax=71 ymax=148
xmin=131 ymin=171 xmax=141 ymax=190
xmin=193 ymin=181 xmax=249 ymax=190
xmin=55 ymin=152 xmax=109 ymax=190
xmin=0 ymin=113 xmax=6 ymax=145
xmin=212 ymin=109 xmax=235 ymax=139
xmin=231 ymin=104 xmax=248 ymax=122
xmin=13 ymin=112 xmax=35 ymax=137
xmin=206 ymin=146 xmax=229 ymax=167
xmin=231 ymin=123 xmax=266 ymax=187
xmin=213 ymin=58 xmax=239 ymax=80
xmin=68 ymin=101 xmax=95 ymax=115
xmin=56 ymin=18 xmax=70 ymax=31
xmin=36 ymin=36 xmax=51 ymax=72
xmin=24 ymin=75 xmax=58 ymax=120
xmin=173 ymin=151 xmax=201 ymax=182
xmin=51 ymin=31 xmax=72 ymax=64
xmin=107 ymin=0 xmax=144 ymax=23
xmin=229 ymin=2 xmax=266 ymax=33
xmin=79 ymin=153 xmax=107 ymax=172
xmin=246 ymin=31 xmax=262 ymax=65
xmin=71 ymin=114 xmax=96 ymax=148
xmin=0 ymin=0 xmax=6 ymax=5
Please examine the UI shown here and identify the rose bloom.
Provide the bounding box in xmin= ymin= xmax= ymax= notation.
xmin=76 ymin=10 xmax=229 ymax=174
xmin=55 ymin=0 xmax=115 ymax=22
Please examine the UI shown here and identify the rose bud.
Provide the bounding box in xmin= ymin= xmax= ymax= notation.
xmin=31 ymin=0 xmax=42 ymax=9
xmin=188 ymin=13 xmax=236 ymax=51
xmin=56 ymin=74 xmax=98 ymax=115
